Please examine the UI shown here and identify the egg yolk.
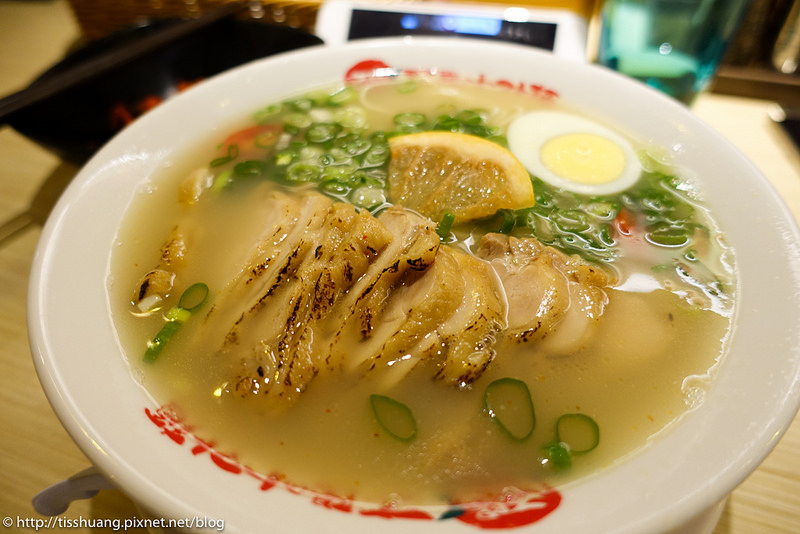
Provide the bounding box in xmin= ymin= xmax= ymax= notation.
xmin=539 ymin=133 xmax=627 ymax=185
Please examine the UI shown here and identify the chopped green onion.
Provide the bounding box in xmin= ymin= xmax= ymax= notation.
xmin=144 ymin=283 xmax=209 ymax=363
xmin=211 ymin=169 xmax=233 ymax=192
xmin=544 ymin=441 xmax=572 ymax=470
xmin=306 ymin=123 xmax=341 ymax=143
xmin=165 ymin=307 xmax=191 ymax=322
xmin=334 ymin=106 xmax=368 ymax=129
xmin=298 ymin=145 xmax=325 ymax=163
xmin=210 ymin=144 xmax=239 ymax=168
xmin=144 ymin=321 xmax=182 ymax=362
xmin=432 ymin=114 xmax=462 ymax=132
xmin=350 ymin=169 xmax=385 ymax=188
xmin=324 ymin=147 xmax=353 ymax=165
xmin=253 ymin=104 xmax=281 ymax=124
xmin=484 ymin=377 xmax=535 ymax=441
xmin=327 ymin=86 xmax=356 ymax=106
xmin=585 ymin=199 xmax=619 ymax=220
xmin=362 ymin=143 xmax=390 ymax=167
xmin=370 ymin=394 xmax=417 ymax=442
xmin=284 ymin=112 xmax=312 ymax=130
xmin=555 ymin=413 xmax=600 ymax=454
xmin=323 ymin=163 xmax=357 ymax=182
xmin=495 ymin=209 xmax=516 ymax=234
xmin=336 ymin=135 xmax=372 ymax=157
xmin=456 ymin=109 xmax=486 ymax=126
xmin=646 ymin=224 xmax=690 ymax=247
xmin=178 ymin=282 xmax=209 ymax=311
xmin=320 ymin=178 xmax=350 ymax=195
xmin=393 ymin=112 xmax=427 ymax=130
xmin=436 ymin=211 xmax=456 ymax=240
xmin=233 ymin=160 xmax=267 ymax=178
xmin=274 ymin=149 xmax=295 ymax=167
xmin=286 ymin=163 xmax=322 ymax=183
xmin=552 ymin=209 xmax=592 ymax=233
xmin=287 ymin=97 xmax=314 ymax=112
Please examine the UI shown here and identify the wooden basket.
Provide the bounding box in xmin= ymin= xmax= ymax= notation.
xmin=67 ymin=0 xmax=323 ymax=39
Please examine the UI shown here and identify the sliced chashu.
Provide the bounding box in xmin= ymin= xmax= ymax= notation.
xmin=322 ymin=205 xmax=442 ymax=370
xmin=200 ymin=192 xmax=393 ymax=405
xmin=431 ymin=247 xmax=506 ymax=386
xmin=351 ymin=243 xmax=506 ymax=389
xmin=476 ymin=233 xmax=609 ymax=354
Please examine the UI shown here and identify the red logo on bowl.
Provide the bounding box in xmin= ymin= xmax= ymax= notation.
xmin=144 ymin=406 xmax=563 ymax=527
xmin=343 ymin=59 xmax=559 ymax=100
xmin=454 ymin=489 xmax=562 ymax=529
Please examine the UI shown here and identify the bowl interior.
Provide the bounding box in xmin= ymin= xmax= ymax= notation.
xmin=28 ymin=37 xmax=800 ymax=534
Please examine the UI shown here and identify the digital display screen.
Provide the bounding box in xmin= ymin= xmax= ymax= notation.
xmin=348 ymin=9 xmax=558 ymax=50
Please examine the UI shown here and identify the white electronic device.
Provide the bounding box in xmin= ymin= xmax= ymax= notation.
xmin=315 ymin=0 xmax=589 ymax=62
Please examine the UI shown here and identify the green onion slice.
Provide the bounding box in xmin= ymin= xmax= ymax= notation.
xmin=210 ymin=143 xmax=239 ymax=168
xmin=144 ymin=321 xmax=182 ymax=362
xmin=496 ymin=208 xmax=516 ymax=234
xmin=393 ymin=112 xmax=426 ymax=130
xmin=211 ymin=169 xmax=233 ymax=192
xmin=178 ymin=282 xmax=209 ymax=311
xmin=436 ymin=211 xmax=456 ymax=240
xmin=286 ymin=162 xmax=322 ymax=183
xmin=306 ymin=123 xmax=341 ymax=143
xmin=544 ymin=441 xmax=572 ymax=470
xmin=646 ymin=224 xmax=690 ymax=247
xmin=369 ymin=394 xmax=417 ymax=442
xmin=234 ymin=160 xmax=267 ymax=178
xmin=556 ymin=413 xmax=600 ymax=453
xmin=144 ymin=283 xmax=209 ymax=363
xmin=327 ymin=85 xmax=356 ymax=106
xmin=484 ymin=377 xmax=535 ymax=441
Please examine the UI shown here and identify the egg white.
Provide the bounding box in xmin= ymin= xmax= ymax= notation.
xmin=507 ymin=111 xmax=641 ymax=196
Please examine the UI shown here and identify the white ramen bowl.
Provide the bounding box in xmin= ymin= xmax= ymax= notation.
xmin=29 ymin=37 xmax=800 ymax=533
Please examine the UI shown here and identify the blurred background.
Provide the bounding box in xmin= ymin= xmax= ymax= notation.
xmin=57 ymin=0 xmax=799 ymax=103
xmin=2 ymin=0 xmax=798 ymax=168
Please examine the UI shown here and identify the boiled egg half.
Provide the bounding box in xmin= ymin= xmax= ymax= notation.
xmin=507 ymin=111 xmax=641 ymax=196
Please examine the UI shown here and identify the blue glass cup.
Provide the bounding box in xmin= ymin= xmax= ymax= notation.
xmin=597 ymin=0 xmax=751 ymax=104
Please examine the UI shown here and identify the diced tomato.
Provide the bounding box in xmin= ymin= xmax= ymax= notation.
xmin=614 ymin=208 xmax=637 ymax=237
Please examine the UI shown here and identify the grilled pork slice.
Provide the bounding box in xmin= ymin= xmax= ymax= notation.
xmin=199 ymin=192 xmax=509 ymax=408
xmin=339 ymin=243 xmax=506 ymax=389
xmin=200 ymin=191 xmax=394 ymax=406
xmin=192 ymin=191 xmax=610 ymax=409
xmin=322 ymin=205 xmax=443 ymax=372
xmin=476 ymin=233 xmax=610 ymax=354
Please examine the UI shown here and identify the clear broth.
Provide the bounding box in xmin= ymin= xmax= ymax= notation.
xmin=110 ymin=77 xmax=734 ymax=506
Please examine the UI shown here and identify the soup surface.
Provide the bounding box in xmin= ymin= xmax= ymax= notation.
xmin=110 ymin=76 xmax=734 ymax=506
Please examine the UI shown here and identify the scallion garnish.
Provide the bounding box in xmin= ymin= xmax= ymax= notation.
xmin=484 ymin=377 xmax=535 ymax=441
xmin=436 ymin=211 xmax=456 ymax=240
xmin=144 ymin=282 xmax=209 ymax=363
xmin=369 ymin=394 xmax=417 ymax=442
xmin=210 ymin=144 xmax=239 ymax=168
xmin=544 ymin=441 xmax=572 ymax=470
xmin=556 ymin=413 xmax=600 ymax=454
